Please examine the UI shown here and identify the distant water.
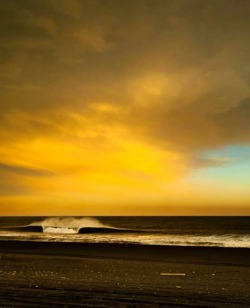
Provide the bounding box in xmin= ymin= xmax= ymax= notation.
xmin=0 ymin=216 xmax=249 ymax=248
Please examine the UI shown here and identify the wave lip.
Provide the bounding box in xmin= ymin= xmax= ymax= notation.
xmin=78 ymin=227 xmax=132 ymax=234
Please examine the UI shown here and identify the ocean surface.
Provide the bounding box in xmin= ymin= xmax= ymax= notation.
xmin=0 ymin=216 xmax=249 ymax=248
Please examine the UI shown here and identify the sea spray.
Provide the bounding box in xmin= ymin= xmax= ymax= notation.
xmin=29 ymin=217 xmax=116 ymax=234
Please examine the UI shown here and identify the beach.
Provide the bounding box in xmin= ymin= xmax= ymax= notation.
xmin=0 ymin=241 xmax=249 ymax=307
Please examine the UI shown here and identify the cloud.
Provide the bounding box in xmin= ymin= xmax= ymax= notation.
xmin=0 ymin=1 xmax=249 ymax=153
xmin=0 ymin=163 xmax=54 ymax=177
xmin=213 ymin=98 xmax=250 ymax=144
xmin=189 ymin=156 xmax=231 ymax=169
xmin=125 ymin=96 xmax=250 ymax=152
xmin=0 ymin=0 xmax=250 ymax=210
xmin=0 ymin=161 xmax=55 ymax=197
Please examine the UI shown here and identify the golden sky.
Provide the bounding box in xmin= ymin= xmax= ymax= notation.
xmin=0 ymin=0 xmax=250 ymax=215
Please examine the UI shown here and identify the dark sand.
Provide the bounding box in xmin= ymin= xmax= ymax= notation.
xmin=0 ymin=241 xmax=249 ymax=307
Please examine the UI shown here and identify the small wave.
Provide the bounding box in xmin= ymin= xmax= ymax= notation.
xmin=4 ymin=226 xmax=43 ymax=233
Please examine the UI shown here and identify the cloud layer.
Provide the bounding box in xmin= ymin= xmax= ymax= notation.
xmin=1 ymin=0 xmax=250 ymax=213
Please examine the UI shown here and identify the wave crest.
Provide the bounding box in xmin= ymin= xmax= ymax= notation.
xmin=29 ymin=217 xmax=117 ymax=234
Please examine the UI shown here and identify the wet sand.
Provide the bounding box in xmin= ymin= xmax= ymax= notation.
xmin=0 ymin=241 xmax=249 ymax=307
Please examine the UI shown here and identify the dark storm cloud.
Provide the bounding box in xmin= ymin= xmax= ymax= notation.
xmin=213 ymin=98 xmax=250 ymax=143
xmin=127 ymin=97 xmax=250 ymax=152
xmin=1 ymin=0 xmax=250 ymax=153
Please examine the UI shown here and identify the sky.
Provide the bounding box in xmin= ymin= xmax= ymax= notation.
xmin=0 ymin=0 xmax=250 ymax=216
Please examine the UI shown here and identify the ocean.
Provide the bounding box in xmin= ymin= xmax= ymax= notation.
xmin=0 ymin=216 xmax=249 ymax=248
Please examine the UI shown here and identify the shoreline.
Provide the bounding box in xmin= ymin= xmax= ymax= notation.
xmin=0 ymin=240 xmax=250 ymax=265
xmin=0 ymin=240 xmax=250 ymax=307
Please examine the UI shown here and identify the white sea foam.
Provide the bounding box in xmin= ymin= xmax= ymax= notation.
xmin=66 ymin=233 xmax=249 ymax=248
xmin=43 ymin=227 xmax=78 ymax=234
xmin=130 ymin=234 xmax=250 ymax=248
xmin=0 ymin=230 xmax=249 ymax=248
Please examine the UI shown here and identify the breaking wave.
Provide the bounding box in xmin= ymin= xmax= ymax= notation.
xmin=11 ymin=217 xmax=130 ymax=234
